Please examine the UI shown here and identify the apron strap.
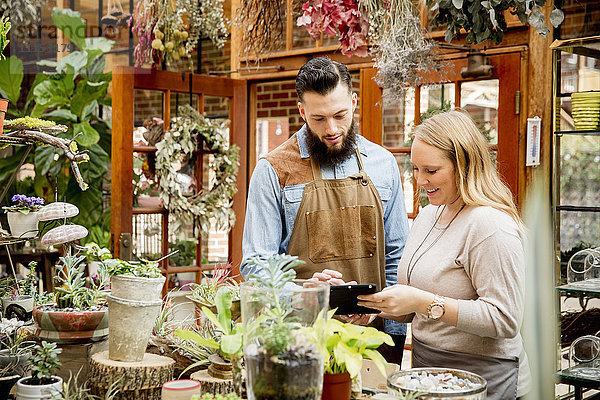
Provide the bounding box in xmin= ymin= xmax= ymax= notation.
xmin=309 ymin=156 xmax=322 ymax=180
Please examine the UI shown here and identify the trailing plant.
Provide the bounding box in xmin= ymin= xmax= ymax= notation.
xmin=54 ymin=255 xmax=110 ymax=309
xmin=131 ymin=0 xmax=228 ymax=68
xmin=302 ymin=309 xmax=392 ymax=378
xmin=427 ymin=0 xmax=565 ymax=44
xmin=28 ymin=341 xmax=62 ymax=385
xmin=0 ymin=15 xmax=10 ymax=60
xmin=156 ymin=105 xmax=239 ymax=234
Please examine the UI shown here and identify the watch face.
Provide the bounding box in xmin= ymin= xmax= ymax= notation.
xmin=430 ymin=304 xmax=444 ymax=319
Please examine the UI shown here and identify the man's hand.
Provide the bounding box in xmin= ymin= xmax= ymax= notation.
xmin=309 ymin=269 xmax=356 ymax=286
xmin=339 ymin=313 xmax=377 ymax=325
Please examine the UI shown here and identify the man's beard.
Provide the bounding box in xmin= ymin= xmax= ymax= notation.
xmin=305 ymin=120 xmax=357 ymax=166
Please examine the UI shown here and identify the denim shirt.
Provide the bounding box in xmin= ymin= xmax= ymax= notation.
xmin=241 ymin=126 xmax=410 ymax=335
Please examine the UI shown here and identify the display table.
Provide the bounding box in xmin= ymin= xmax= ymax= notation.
xmin=0 ymin=247 xmax=60 ymax=291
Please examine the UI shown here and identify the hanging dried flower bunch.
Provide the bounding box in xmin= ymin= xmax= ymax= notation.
xmin=369 ymin=0 xmax=445 ymax=102
xmin=132 ymin=0 xmax=229 ymax=68
xmin=235 ymin=0 xmax=287 ymax=64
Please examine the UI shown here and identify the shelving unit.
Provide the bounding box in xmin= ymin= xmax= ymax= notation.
xmin=551 ymin=36 xmax=600 ymax=399
xmin=110 ymin=67 xmax=248 ymax=295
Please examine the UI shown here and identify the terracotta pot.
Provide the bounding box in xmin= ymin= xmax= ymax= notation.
xmin=32 ymin=305 xmax=108 ymax=344
xmin=0 ymin=98 xmax=7 ymax=134
xmin=322 ymin=372 xmax=351 ymax=400
xmin=7 ymin=212 xmax=39 ymax=239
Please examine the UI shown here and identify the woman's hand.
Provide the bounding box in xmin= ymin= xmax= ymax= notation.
xmin=357 ymin=284 xmax=433 ymax=317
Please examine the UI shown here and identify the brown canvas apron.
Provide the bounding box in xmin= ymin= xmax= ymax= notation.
xmin=286 ymin=148 xmax=386 ymax=289
xmin=412 ymin=337 xmax=519 ymax=400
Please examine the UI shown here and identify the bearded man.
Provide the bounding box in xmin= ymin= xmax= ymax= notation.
xmin=241 ymin=57 xmax=410 ymax=363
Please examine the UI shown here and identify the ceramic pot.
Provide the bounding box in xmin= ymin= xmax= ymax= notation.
xmin=0 ymin=374 xmax=20 ymax=399
xmin=322 ymin=372 xmax=351 ymax=400
xmin=0 ymin=349 xmax=31 ymax=376
xmin=161 ymin=379 xmax=201 ymax=400
xmin=107 ymin=294 xmax=162 ymax=362
xmin=7 ymin=212 xmax=39 ymax=239
xmin=2 ymin=295 xmax=34 ymax=324
xmin=32 ymin=305 xmax=108 ymax=344
xmin=0 ymin=98 xmax=7 ymax=134
xmin=110 ymin=274 xmax=166 ymax=302
xmin=16 ymin=375 xmax=63 ymax=400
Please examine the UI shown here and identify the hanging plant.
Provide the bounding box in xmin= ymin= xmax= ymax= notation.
xmin=131 ymin=0 xmax=228 ymax=68
xmin=297 ymin=0 xmax=370 ymax=57
xmin=155 ymin=105 xmax=239 ymax=234
xmin=370 ymin=0 xmax=446 ymax=102
xmin=235 ymin=0 xmax=287 ymax=64
xmin=101 ymin=0 xmax=131 ymax=39
xmin=427 ymin=0 xmax=565 ymax=44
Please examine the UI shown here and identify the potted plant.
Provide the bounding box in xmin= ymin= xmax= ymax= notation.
xmin=32 ymin=255 xmax=110 ymax=343
xmin=16 ymin=341 xmax=63 ymax=399
xmin=2 ymin=194 xmax=45 ymax=239
xmin=0 ymin=262 xmax=38 ymax=324
xmin=186 ymin=263 xmax=241 ymax=323
xmin=102 ymin=257 xmax=165 ymax=362
xmin=302 ymin=309 xmax=393 ymax=400
xmin=83 ymin=242 xmax=112 ymax=279
xmin=240 ymin=255 xmax=329 ymax=400
xmin=0 ymin=317 xmax=35 ymax=397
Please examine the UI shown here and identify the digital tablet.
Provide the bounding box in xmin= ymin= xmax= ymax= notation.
xmin=329 ymin=284 xmax=379 ymax=315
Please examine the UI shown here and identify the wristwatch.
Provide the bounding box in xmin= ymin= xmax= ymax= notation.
xmin=426 ymin=295 xmax=446 ymax=320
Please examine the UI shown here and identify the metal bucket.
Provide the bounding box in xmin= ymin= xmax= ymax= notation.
xmin=387 ymin=368 xmax=486 ymax=399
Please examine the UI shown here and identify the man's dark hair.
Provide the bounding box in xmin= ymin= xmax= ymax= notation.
xmin=296 ymin=57 xmax=352 ymax=101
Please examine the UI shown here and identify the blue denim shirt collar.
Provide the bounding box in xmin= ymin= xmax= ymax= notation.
xmin=296 ymin=124 xmax=369 ymax=159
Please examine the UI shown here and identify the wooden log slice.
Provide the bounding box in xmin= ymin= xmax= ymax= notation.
xmin=89 ymin=351 xmax=174 ymax=400
xmin=190 ymin=368 xmax=235 ymax=396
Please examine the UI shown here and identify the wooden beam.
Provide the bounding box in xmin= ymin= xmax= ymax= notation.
xmin=229 ymin=79 xmax=248 ymax=274
xmin=230 ymin=0 xmax=241 ymax=79
xmin=110 ymin=66 xmax=135 ymax=258
xmin=286 ymin=0 xmax=294 ymax=51
xmin=359 ymin=68 xmax=382 ymax=145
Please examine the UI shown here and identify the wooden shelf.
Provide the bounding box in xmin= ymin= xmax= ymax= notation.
xmin=133 ymin=145 xmax=158 ymax=152
xmin=555 ymin=129 xmax=600 ymax=136
xmin=132 ymin=206 xmax=167 ymax=215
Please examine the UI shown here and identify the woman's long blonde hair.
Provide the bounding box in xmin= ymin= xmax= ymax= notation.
xmin=413 ymin=110 xmax=522 ymax=226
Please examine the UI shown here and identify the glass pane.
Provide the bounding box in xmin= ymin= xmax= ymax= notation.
xmin=133 ymin=214 xmax=164 ymax=260
xmin=460 ymin=80 xmax=499 ymax=145
xmin=559 ymin=135 xmax=600 ymax=207
xmin=559 ymin=210 xmax=600 ymax=253
xmin=134 ymin=89 xmax=163 ymax=128
xmin=393 ymin=153 xmax=415 ymax=215
xmin=256 ymin=120 xmax=289 ymax=160
xmin=383 ymin=87 xmax=416 ymax=148
xmin=204 ymin=96 xmax=230 ymax=118
xmin=420 ymin=83 xmax=455 ymax=120
xmin=170 ymin=93 xmax=200 ymax=118
xmin=560 ymin=54 xmax=600 ymax=95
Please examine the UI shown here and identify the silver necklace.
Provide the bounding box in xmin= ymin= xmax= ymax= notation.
xmin=406 ymin=203 xmax=466 ymax=285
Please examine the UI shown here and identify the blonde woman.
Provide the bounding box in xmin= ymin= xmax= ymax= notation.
xmin=352 ymin=110 xmax=530 ymax=399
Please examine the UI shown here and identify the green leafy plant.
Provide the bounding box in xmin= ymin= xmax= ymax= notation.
xmin=177 ymin=286 xmax=243 ymax=360
xmin=427 ymin=0 xmax=565 ymax=44
xmin=28 ymin=341 xmax=62 ymax=385
xmin=302 ymin=309 xmax=393 ymax=378
xmin=0 ymin=15 xmax=9 ymax=60
xmin=54 ymin=255 xmax=110 ymax=309
xmin=0 ymin=7 xmax=113 ymax=230
xmin=101 ymin=257 xmax=163 ymax=278
xmin=186 ymin=263 xmax=239 ymax=308
xmin=53 ymin=370 xmax=121 ymax=400
xmin=84 ymin=242 xmax=112 ymax=262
